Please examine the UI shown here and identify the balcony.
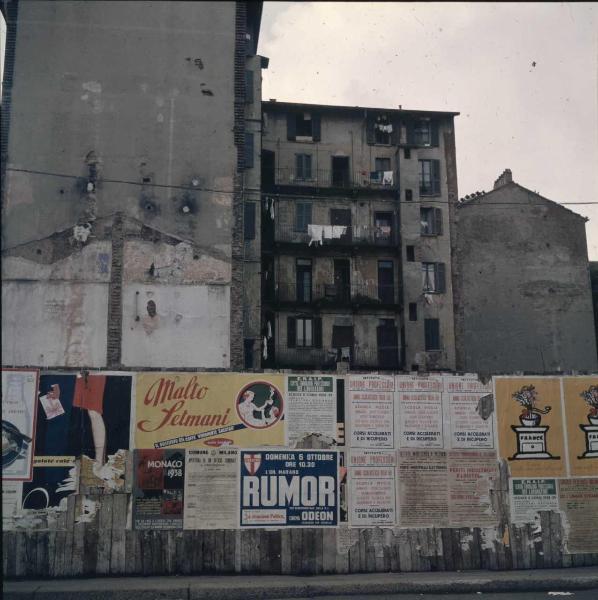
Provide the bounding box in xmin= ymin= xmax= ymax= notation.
xmin=272 ymin=347 xmax=400 ymax=371
xmin=263 ymin=167 xmax=397 ymax=191
xmin=265 ymin=282 xmax=400 ymax=308
xmin=273 ymin=224 xmax=398 ymax=247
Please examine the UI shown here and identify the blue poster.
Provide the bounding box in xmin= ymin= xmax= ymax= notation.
xmin=240 ymin=449 xmax=338 ymax=527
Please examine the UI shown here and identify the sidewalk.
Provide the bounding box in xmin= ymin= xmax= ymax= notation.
xmin=4 ymin=567 xmax=598 ymax=600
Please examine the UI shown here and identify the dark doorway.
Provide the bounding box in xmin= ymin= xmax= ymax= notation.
xmin=330 ymin=208 xmax=352 ymax=243
xmin=262 ymin=149 xmax=275 ymax=189
xmin=378 ymin=260 xmax=394 ymax=304
xmin=331 ymin=156 xmax=350 ymax=187
xmin=334 ymin=259 xmax=351 ymax=303
xmin=296 ymin=259 xmax=312 ymax=303
xmin=377 ymin=319 xmax=399 ymax=369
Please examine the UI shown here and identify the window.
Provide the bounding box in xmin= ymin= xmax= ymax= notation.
xmin=414 ymin=119 xmax=431 ymax=145
xmin=405 ymin=189 xmax=413 ymax=202
xmin=422 ymin=262 xmax=446 ymax=293
xmin=245 ymin=70 xmax=254 ymax=104
xmin=287 ymin=112 xmax=321 ymax=141
xmin=420 ymin=207 xmax=443 ymax=236
xmin=296 ymin=258 xmax=312 ymax=303
xmin=404 ymin=148 xmax=411 ymax=159
xmin=287 ymin=316 xmax=322 ymax=348
xmin=375 ymin=126 xmax=391 ymax=145
xmin=295 ymin=202 xmax=312 ymax=232
xmin=244 ymin=132 xmax=254 ymax=169
xmin=295 ymin=154 xmax=312 ymax=179
xmin=375 ymin=157 xmax=391 ymax=172
xmin=406 ymin=245 xmax=415 ymax=262
xmin=409 ymin=303 xmax=417 ymax=321
xmin=424 ymin=318 xmax=440 ymax=350
xmin=419 ymin=159 xmax=441 ymax=195
xmin=296 ymin=113 xmax=313 ymax=137
xmin=244 ymin=202 xmax=256 ymax=240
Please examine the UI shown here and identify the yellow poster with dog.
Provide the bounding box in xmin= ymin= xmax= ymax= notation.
xmin=495 ymin=377 xmax=566 ymax=478
xmin=134 ymin=373 xmax=286 ymax=449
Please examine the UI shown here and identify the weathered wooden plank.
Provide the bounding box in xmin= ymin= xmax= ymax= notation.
xmin=539 ymin=511 xmax=552 ymax=567
xmin=348 ymin=529 xmax=360 ymax=573
xmin=96 ymin=495 xmax=114 ymax=574
xmin=550 ymin=511 xmax=563 ymax=568
xmin=223 ymin=529 xmax=236 ymax=573
xmin=280 ymin=528 xmax=292 ymax=574
xmin=321 ymin=528 xmax=336 ymax=574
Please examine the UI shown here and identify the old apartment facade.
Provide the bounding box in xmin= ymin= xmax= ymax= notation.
xmin=258 ymin=101 xmax=458 ymax=372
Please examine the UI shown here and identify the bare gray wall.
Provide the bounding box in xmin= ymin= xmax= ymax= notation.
xmin=455 ymin=184 xmax=597 ymax=373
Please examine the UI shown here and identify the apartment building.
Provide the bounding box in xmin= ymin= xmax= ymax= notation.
xmin=1 ymin=1 xmax=264 ymax=371
xmin=259 ymin=101 xmax=458 ymax=371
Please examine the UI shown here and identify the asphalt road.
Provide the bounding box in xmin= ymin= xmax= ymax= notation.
xmin=274 ymin=592 xmax=598 ymax=600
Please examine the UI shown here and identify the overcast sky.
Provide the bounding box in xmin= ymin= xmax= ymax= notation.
xmin=258 ymin=1 xmax=598 ymax=259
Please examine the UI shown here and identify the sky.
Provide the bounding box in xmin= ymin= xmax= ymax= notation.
xmin=258 ymin=1 xmax=598 ymax=259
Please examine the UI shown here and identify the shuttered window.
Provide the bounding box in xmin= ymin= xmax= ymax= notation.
xmin=245 ymin=132 xmax=254 ymax=169
xmin=422 ymin=262 xmax=446 ymax=293
xmin=245 ymin=70 xmax=253 ymax=104
xmin=420 ymin=207 xmax=443 ymax=235
xmin=244 ymin=202 xmax=256 ymax=240
xmin=424 ymin=318 xmax=440 ymax=351
xmin=295 ymin=202 xmax=312 ymax=232
xmin=419 ymin=159 xmax=441 ymax=195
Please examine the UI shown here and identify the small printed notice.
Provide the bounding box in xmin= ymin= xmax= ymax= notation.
xmin=558 ymin=478 xmax=598 ymax=553
xmin=2 ymin=481 xmax=23 ymax=530
xmin=286 ymin=375 xmax=336 ymax=447
xmin=349 ymin=375 xmax=395 ymax=449
xmin=348 ymin=450 xmax=396 ymax=526
xmin=133 ymin=449 xmax=185 ymax=530
xmin=397 ymin=391 xmax=444 ymax=448
xmin=397 ymin=450 xmax=448 ymax=527
xmin=510 ymin=478 xmax=559 ymax=523
xmin=184 ymin=448 xmax=239 ymax=529
xmin=240 ymin=449 xmax=338 ymax=527
xmin=448 ymin=450 xmax=498 ymax=526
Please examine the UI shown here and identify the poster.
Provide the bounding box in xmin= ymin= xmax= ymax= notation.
xmin=395 ymin=375 xmax=443 ymax=393
xmin=510 ymin=478 xmax=559 ymax=524
xmin=286 ymin=375 xmax=336 ymax=447
xmin=562 ymin=377 xmax=598 ymax=477
xmin=24 ymin=373 xmax=132 ymax=506
xmin=444 ymin=375 xmax=494 ymax=450
xmin=495 ymin=377 xmax=566 ymax=478
xmin=2 ymin=369 xmax=39 ymax=481
xmin=558 ymin=478 xmax=598 ymax=553
xmin=348 ymin=375 xmax=395 ymax=449
xmin=397 ymin=450 xmax=448 ymax=527
xmin=133 ymin=448 xmax=185 ymax=530
xmin=135 ymin=373 xmax=285 ymax=449
xmin=184 ymin=448 xmax=239 ymax=529
xmin=348 ymin=450 xmax=396 ymax=526
xmin=397 ymin=391 xmax=443 ymax=448
xmin=448 ymin=450 xmax=498 ymax=526
xmin=240 ymin=449 xmax=338 ymax=527
xmin=2 ymin=481 xmax=23 ymax=530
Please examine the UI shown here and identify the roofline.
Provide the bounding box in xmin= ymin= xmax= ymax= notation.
xmin=459 ymin=181 xmax=588 ymax=221
xmin=262 ymin=100 xmax=459 ymax=117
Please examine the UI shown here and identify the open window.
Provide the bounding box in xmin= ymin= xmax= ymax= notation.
xmin=420 ymin=207 xmax=443 ymax=236
xmin=419 ymin=159 xmax=441 ymax=196
xmin=422 ymin=262 xmax=446 ymax=293
xmin=287 ymin=315 xmax=322 ymax=348
xmin=287 ymin=112 xmax=321 ymax=141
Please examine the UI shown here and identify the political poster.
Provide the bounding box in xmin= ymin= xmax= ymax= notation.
xmin=562 ymin=377 xmax=598 ymax=477
xmin=184 ymin=448 xmax=239 ymax=529
xmin=558 ymin=478 xmax=598 ymax=553
xmin=133 ymin=448 xmax=185 ymax=530
xmin=240 ymin=449 xmax=338 ymax=527
xmin=495 ymin=377 xmax=566 ymax=478
xmin=510 ymin=478 xmax=559 ymax=524
xmin=348 ymin=449 xmax=396 ymax=526
xmin=2 ymin=369 xmax=39 ymax=481
xmin=134 ymin=373 xmax=285 ymax=449
xmin=348 ymin=375 xmax=395 ymax=449
xmin=444 ymin=375 xmax=494 ymax=450
xmin=286 ymin=375 xmax=337 ymax=447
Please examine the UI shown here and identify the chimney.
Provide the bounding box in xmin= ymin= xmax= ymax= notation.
xmin=493 ymin=169 xmax=513 ymax=189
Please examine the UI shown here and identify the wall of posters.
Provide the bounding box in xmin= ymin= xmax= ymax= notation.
xmin=348 ymin=450 xmax=396 ymax=526
xmin=562 ymin=377 xmax=598 ymax=477
xmin=134 ymin=373 xmax=285 ymax=449
xmin=397 ymin=450 xmax=449 ymax=527
xmin=286 ymin=375 xmax=336 ymax=447
xmin=184 ymin=448 xmax=239 ymax=529
xmin=2 ymin=369 xmax=39 ymax=481
xmin=558 ymin=478 xmax=598 ymax=553
xmin=448 ymin=450 xmax=498 ymax=526
xmin=495 ymin=377 xmax=566 ymax=478
xmin=133 ymin=448 xmax=185 ymax=530
xmin=510 ymin=478 xmax=559 ymax=523
xmin=348 ymin=375 xmax=395 ymax=449
xmin=240 ymin=449 xmax=338 ymax=527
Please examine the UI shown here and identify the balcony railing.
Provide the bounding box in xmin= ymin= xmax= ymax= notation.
xmin=265 ymin=282 xmax=399 ymax=306
xmin=273 ymin=347 xmax=400 ymax=370
xmin=264 ymin=167 xmax=397 ymax=190
xmin=273 ymin=224 xmax=397 ymax=247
